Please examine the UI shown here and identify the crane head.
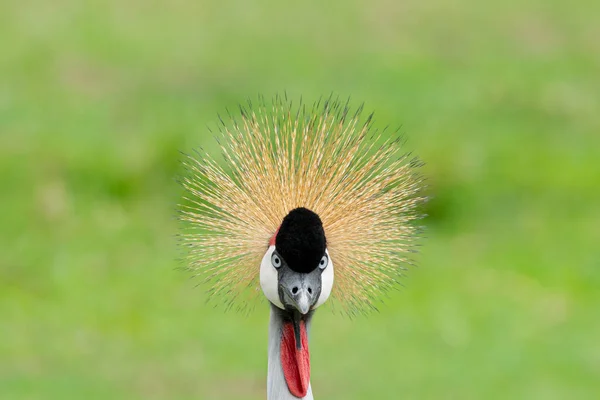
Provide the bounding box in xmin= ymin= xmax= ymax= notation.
xmin=260 ymin=207 xmax=334 ymax=314
xmin=179 ymin=96 xmax=425 ymax=316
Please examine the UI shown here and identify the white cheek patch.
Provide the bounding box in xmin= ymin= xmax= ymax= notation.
xmin=259 ymin=245 xmax=285 ymax=310
xmin=315 ymin=249 xmax=334 ymax=308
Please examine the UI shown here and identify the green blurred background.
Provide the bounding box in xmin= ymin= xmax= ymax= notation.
xmin=1 ymin=0 xmax=598 ymax=399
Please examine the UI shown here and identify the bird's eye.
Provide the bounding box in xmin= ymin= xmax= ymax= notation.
xmin=319 ymin=254 xmax=328 ymax=270
xmin=271 ymin=253 xmax=282 ymax=268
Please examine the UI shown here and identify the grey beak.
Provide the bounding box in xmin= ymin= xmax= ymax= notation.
xmin=277 ymin=260 xmax=323 ymax=316
xmin=290 ymin=285 xmax=311 ymax=315
xmin=281 ymin=277 xmax=318 ymax=315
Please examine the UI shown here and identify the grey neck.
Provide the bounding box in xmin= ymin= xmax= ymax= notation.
xmin=267 ymin=305 xmax=314 ymax=400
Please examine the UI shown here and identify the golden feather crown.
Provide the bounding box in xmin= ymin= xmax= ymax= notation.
xmin=179 ymin=95 xmax=426 ymax=315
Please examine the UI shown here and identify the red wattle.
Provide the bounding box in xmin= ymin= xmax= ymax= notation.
xmin=280 ymin=321 xmax=310 ymax=398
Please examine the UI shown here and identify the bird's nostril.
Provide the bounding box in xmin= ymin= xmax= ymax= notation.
xmin=307 ymin=287 xmax=312 ymax=294
xmin=292 ymin=287 xmax=298 ymax=294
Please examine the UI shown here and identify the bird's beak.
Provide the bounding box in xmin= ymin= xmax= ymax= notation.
xmin=283 ymin=285 xmax=312 ymax=315
xmin=279 ymin=272 xmax=319 ymax=316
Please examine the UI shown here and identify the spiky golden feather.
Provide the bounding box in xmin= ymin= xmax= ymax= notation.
xmin=178 ymin=95 xmax=426 ymax=315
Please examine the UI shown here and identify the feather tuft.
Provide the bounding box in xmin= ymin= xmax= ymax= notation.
xmin=179 ymin=95 xmax=426 ymax=314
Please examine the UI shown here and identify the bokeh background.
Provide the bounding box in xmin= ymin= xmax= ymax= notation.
xmin=1 ymin=0 xmax=599 ymax=399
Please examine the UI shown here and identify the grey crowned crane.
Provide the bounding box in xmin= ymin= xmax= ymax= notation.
xmin=179 ymin=96 xmax=425 ymax=399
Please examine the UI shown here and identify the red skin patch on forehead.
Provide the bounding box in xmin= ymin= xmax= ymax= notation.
xmin=269 ymin=227 xmax=280 ymax=247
